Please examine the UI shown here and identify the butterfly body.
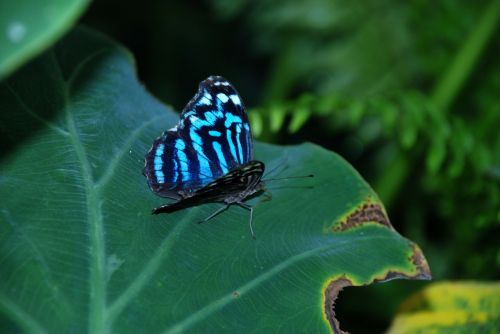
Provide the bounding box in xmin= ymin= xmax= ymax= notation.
xmin=144 ymin=76 xmax=265 ymax=232
xmin=152 ymin=160 xmax=265 ymax=214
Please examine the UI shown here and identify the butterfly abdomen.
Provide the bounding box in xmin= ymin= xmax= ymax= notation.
xmin=152 ymin=198 xmax=192 ymax=214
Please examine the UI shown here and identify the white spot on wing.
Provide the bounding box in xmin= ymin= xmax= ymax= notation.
xmin=213 ymin=81 xmax=230 ymax=86
xmin=217 ymin=93 xmax=229 ymax=103
xmin=198 ymin=96 xmax=211 ymax=105
xmin=230 ymin=94 xmax=241 ymax=106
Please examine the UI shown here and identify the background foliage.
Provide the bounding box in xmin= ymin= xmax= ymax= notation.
xmin=1 ymin=0 xmax=499 ymax=332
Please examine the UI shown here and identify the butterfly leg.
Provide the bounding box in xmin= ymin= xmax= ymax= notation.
xmin=236 ymin=202 xmax=255 ymax=239
xmin=197 ymin=205 xmax=230 ymax=224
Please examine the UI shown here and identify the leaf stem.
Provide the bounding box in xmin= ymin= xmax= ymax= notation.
xmin=430 ymin=0 xmax=500 ymax=111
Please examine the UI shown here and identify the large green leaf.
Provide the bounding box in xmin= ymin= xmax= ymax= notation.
xmin=0 ymin=27 xmax=431 ymax=333
xmin=0 ymin=0 xmax=90 ymax=80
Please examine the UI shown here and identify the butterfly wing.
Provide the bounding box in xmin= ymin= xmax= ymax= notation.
xmin=144 ymin=76 xmax=254 ymax=199
xmin=144 ymin=129 xmax=217 ymax=199
xmin=178 ymin=76 xmax=253 ymax=170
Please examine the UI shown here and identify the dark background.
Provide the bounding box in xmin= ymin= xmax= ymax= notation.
xmin=81 ymin=0 xmax=500 ymax=332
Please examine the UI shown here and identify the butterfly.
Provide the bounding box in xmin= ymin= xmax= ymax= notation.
xmin=144 ymin=76 xmax=265 ymax=237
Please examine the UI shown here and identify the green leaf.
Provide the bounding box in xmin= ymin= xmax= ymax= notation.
xmin=269 ymin=104 xmax=286 ymax=132
xmin=287 ymin=106 xmax=311 ymax=133
xmin=247 ymin=110 xmax=263 ymax=137
xmin=387 ymin=281 xmax=500 ymax=334
xmin=0 ymin=27 xmax=431 ymax=333
xmin=0 ymin=0 xmax=90 ymax=80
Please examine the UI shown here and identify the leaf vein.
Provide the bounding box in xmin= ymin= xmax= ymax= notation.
xmin=2 ymin=82 xmax=69 ymax=136
xmin=162 ymin=235 xmax=390 ymax=334
xmin=1 ymin=209 xmax=75 ymax=318
xmin=107 ymin=210 xmax=197 ymax=322
xmin=0 ymin=292 xmax=48 ymax=334
xmin=95 ymin=114 xmax=167 ymax=189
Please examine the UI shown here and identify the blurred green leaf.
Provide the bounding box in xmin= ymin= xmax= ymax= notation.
xmin=430 ymin=0 xmax=500 ymax=111
xmin=209 ymin=0 xmax=419 ymax=101
xmin=0 ymin=0 xmax=90 ymax=79
xmin=387 ymin=281 xmax=500 ymax=334
xmin=426 ymin=138 xmax=447 ymax=174
xmin=288 ymin=106 xmax=311 ymax=133
xmin=269 ymin=104 xmax=286 ymax=132
xmin=0 ymin=27 xmax=431 ymax=333
xmin=248 ymin=110 xmax=263 ymax=137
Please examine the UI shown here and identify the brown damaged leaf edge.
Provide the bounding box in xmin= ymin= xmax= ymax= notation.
xmin=323 ymin=251 xmax=431 ymax=334
xmin=333 ymin=200 xmax=393 ymax=232
xmin=371 ymin=244 xmax=432 ymax=284
xmin=409 ymin=243 xmax=432 ymax=280
xmin=323 ymin=277 xmax=352 ymax=334
xmin=324 ymin=202 xmax=432 ymax=333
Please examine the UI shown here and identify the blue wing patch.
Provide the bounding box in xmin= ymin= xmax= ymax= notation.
xmin=144 ymin=76 xmax=254 ymax=199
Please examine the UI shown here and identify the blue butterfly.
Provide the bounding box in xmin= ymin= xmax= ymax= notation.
xmin=144 ymin=76 xmax=265 ymax=237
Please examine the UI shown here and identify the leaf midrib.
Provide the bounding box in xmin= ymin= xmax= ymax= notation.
xmin=61 ymin=68 xmax=108 ymax=334
xmin=53 ymin=47 xmax=175 ymax=333
xmin=36 ymin=48 xmax=171 ymax=333
xmin=32 ymin=48 xmax=118 ymax=333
